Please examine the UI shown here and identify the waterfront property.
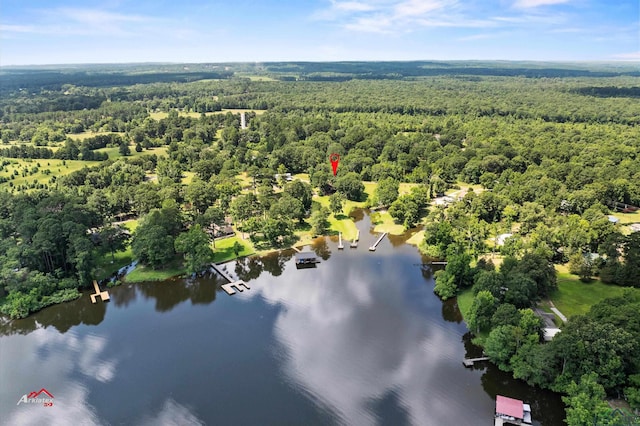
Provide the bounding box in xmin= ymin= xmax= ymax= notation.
xmin=495 ymin=395 xmax=532 ymax=425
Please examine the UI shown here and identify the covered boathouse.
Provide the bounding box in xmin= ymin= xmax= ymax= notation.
xmin=294 ymin=251 xmax=319 ymax=268
xmin=495 ymin=395 xmax=532 ymax=425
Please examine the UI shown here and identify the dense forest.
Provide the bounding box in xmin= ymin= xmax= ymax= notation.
xmin=1 ymin=61 xmax=639 ymax=424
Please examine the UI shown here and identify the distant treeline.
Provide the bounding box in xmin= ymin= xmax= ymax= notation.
xmin=0 ymin=70 xmax=233 ymax=95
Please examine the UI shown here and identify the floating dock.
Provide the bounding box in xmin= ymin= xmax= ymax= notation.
xmin=369 ymin=232 xmax=387 ymax=251
xmin=338 ymin=232 xmax=344 ymax=249
xmin=90 ymin=280 xmax=110 ymax=303
xmin=463 ymin=356 xmax=490 ymax=367
xmin=211 ymin=263 xmax=250 ymax=296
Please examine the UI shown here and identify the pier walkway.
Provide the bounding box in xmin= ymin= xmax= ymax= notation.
xmin=211 ymin=263 xmax=251 ymax=296
xmin=369 ymin=232 xmax=387 ymax=251
xmin=463 ymin=356 xmax=490 ymax=367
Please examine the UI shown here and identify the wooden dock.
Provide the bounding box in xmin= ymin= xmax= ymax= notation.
xmin=350 ymin=230 xmax=359 ymax=248
xmin=463 ymin=356 xmax=490 ymax=367
xmin=211 ymin=263 xmax=250 ymax=296
xmin=369 ymin=232 xmax=387 ymax=251
xmin=338 ymin=232 xmax=344 ymax=249
xmin=90 ymin=280 xmax=110 ymax=303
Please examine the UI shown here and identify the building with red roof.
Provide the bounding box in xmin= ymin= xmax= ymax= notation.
xmin=494 ymin=395 xmax=532 ymax=425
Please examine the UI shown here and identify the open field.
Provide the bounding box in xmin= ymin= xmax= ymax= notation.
xmin=67 ymin=131 xmax=125 ymax=141
xmin=149 ymin=109 xmax=267 ymax=120
xmin=96 ymin=145 xmax=168 ymax=160
xmin=550 ymin=264 xmax=639 ymax=318
xmin=0 ymin=158 xmax=102 ymax=190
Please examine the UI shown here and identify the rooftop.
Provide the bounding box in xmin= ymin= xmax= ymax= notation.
xmin=496 ymin=395 xmax=524 ymax=419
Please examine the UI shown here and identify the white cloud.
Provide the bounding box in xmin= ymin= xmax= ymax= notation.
xmin=513 ymin=0 xmax=571 ymax=8
xmin=139 ymin=398 xmax=205 ymax=426
xmin=333 ymin=1 xmax=377 ymax=12
xmin=316 ymin=0 xmax=497 ymax=33
xmin=611 ymin=51 xmax=640 ymax=60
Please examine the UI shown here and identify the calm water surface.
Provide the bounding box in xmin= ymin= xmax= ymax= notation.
xmin=0 ymin=212 xmax=565 ymax=425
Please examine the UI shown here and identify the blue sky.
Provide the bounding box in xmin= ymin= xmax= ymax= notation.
xmin=1 ymin=0 xmax=638 ymax=65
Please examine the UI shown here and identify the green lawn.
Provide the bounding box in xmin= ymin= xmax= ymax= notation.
xmin=212 ymin=234 xmax=255 ymax=263
xmin=93 ymin=247 xmax=134 ymax=281
xmin=550 ymin=265 xmax=639 ymax=318
xmin=610 ymin=210 xmax=640 ymax=224
xmin=119 ymin=219 xmax=139 ymax=233
xmin=327 ymin=213 xmax=359 ymax=240
xmin=406 ymin=230 xmax=424 ymax=246
xmin=456 ymin=287 xmax=474 ymax=322
xmin=124 ymin=257 xmax=186 ymax=283
xmin=370 ymin=210 xmax=405 ymax=234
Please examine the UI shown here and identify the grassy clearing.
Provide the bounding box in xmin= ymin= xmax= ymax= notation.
xmin=238 ymin=75 xmax=278 ymax=81
xmin=0 ymin=158 xmax=102 ymax=190
xmin=550 ymin=264 xmax=639 ymax=318
xmin=456 ymin=287 xmax=473 ymax=323
xmin=370 ymin=210 xmax=405 ymax=234
xmin=119 ymin=219 xmax=139 ymax=233
xmin=293 ymin=173 xmax=310 ymax=182
xmin=93 ymin=247 xmax=134 ymax=281
xmin=181 ymin=171 xmax=195 ymax=185
xmin=96 ymin=145 xmax=168 ymax=160
xmin=328 ymin=214 xmax=359 ymax=240
xmin=610 ymin=210 xmax=640 ymax=224
xmin=406 ymin=230 xmax=424 ymax=246
xmin=125 ymin=257 xmax=186 ymax=283
xmin=67 ymin=131 xmax=125 ymax=141
xmin=212 ymin=234 xmax=255 ymax=263
xmin=399 ymin=182 xmax=420 ymax=195
xmin=149 ymin=109 xmax=266 ymax=120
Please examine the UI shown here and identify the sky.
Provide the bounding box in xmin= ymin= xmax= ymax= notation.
xmin=1 ymin=0 xmax=638 ymax=65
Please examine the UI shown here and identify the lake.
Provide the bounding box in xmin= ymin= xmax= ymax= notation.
xmin=0 ymin=212 xmax=565 ymax=425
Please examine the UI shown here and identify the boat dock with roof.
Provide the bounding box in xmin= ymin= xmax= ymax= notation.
xmin=494 ymin=395 xmax=532 ymax=425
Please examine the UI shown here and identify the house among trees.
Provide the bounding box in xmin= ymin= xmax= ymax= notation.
xmin=274 ymin=173 xmax=293 ymax=182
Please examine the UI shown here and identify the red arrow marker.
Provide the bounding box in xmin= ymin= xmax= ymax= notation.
xmin=330 ymin=153 xmax=340 ymax=176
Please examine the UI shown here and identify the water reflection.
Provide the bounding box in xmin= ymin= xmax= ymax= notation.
xmin=139 ymin=398 xmax=204 ymax=426
xmin=244 ymin=246 xmax=471 ymax=425
xmin=0 ymin=292 xmax=106 ymax=337
xmin=137 ymin=276 xmax=217 ymax=312
xmin=441 ymin=298 xmax=463 ymax=323
xmin=1 ymin=327 xmax=115 ymax=425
